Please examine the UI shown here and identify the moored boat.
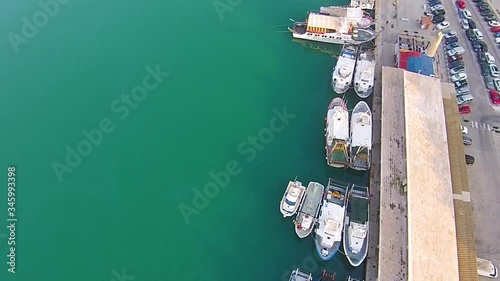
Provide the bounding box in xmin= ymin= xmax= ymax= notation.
xmin=294 ymin=182 xmax=325 ymax=238
xmin=289 ymin=268 xmax=313 ymax=281
xmin=343 ymin=184 xmax=370 ymax=267
xmin=325 ymin=98 xmax=350 ymax=168
xmin=354 ymin=48 xmax=375 ymax=98
xmin=349 ymin=101 xmax=372 ymax=171
xmin=332 ymin=44 xmax=358 ymax=94
xmin=289 ymin=7 xmax=376 ymax=45
xmin=314 ymin=178 xmax=348 ymax=261
xmin=280 ymin=179 xmax=307 ymax=218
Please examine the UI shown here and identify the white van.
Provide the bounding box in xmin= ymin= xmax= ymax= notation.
xmin=477 ymin=257 xmax=498 ymax=278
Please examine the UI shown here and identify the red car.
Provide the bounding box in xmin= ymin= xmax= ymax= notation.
xmin=489 ymin=90 xmax=500 ymax=105
xmin=491 ymin=26 xmax=500 ymax=33
xmin=456 ymin=0 xmax=465 ymax=9
xmin=459 ymin=105 xmax=471 ymax=114
xmin=448 ymin=54 xmax=463 ymax=63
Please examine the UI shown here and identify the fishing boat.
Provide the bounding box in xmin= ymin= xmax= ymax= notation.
xmin=294 ymin=182 xmax=325 ymax=238
xmin=314 ymin=178 xmax=348 ymax=261
xmin=325 ymin=98 xmax=350 ymax=168
xmin=289 ymin=7 xmax=376 ymax=45
xmin=346 ymin=277 xmax=364 ymax=281
xmin=289 ymin=268 xmax=313 ymax=281
xmin=331 ymin=44 xmax=358 ymax=94
xmin=319 ymin=270 xmax=337 ymax=281
xmin=353 ymin=48 xmax=375 ymax=98
xmin=343 ymin=184 xmax=370 ymax=267
xmin=349 ymin=101 xmax=372 ymax=171
xmin=280 ymin=179 xmax=307 ymax=218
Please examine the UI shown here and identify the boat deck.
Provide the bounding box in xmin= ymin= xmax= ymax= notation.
xmin=348 ymin=193 xmax=369 ymax=223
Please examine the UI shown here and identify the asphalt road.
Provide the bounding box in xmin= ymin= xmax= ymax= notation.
xmin=439 ymin=0 xmax=500 ymax=271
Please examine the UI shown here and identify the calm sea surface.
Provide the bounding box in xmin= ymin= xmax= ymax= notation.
xmin=0 ymin=0 xmax=368 ymax=280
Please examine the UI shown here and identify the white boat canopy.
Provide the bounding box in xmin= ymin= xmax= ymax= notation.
xmin=307 ymin=13 xmax=350 ymax=33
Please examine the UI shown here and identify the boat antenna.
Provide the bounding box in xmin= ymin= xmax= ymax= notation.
xmin=294 ymin=175 xmax=298 ymax=182
xmin=289 ymin=18 xmax=295 ymax=23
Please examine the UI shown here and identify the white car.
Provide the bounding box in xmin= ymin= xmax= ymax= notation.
xmin=461 ymin=125 xmax=468 ymax=134
xmin=490 ymin=64 xmax=499 ymax=77
xmin=430 ymin=4 xmax=444 ymax=11
xmin=494 ymin=79 xmax=500 ymax=91
xmin=462 ymin=10 xmax=472 ymax=19
xmin=472 ymin=29 xmax=483 ymax=40
xmin=489 ymin=21 xmax=500 ymax=27
xmin=461 ymin=19 xmax=469 ymax=30
xmin=436 ymin=21 xmax=450 ymax=30
xmin=485 ymin=52 xmax=495 ymax=64
xmin=451 ymin=72 xmax=467 ymax=82
xmin=444 ymin=30 xmax=457 ymax=39
xmin=496 ymin=37 xmax=500 ymax=44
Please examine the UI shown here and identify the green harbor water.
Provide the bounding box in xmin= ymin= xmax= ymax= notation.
xmin=0 ymin=0 xmax=369 ymax=280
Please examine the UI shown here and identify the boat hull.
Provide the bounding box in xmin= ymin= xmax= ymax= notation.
xmin=343 ymin=185 xmax=370 ymax=267
xmin=354 ymin=87 xmax=373 ymax=98
xmin=326 ymin=98 xmax=350 ymax=168
xmin=291 ymin=27 xmax=376 ymax=45
xmin=349 ymin=101 xmax=372 ymax=171
xmin=295 ymin=182 xmax=325 ymax=238
xmin=280 ymin=181 xmax=306 ymax=218
xmin=332 ymin=82 xmax=350 ymax=94
xmin=314 ymin=236 xmax=341 ymax=261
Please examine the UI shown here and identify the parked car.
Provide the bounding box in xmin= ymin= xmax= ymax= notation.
xmin=450 ymin=65 xmax=466 ymax=74
xmin=484 ymin=75 xmax=495 ymax=89
xmin=490 ymin=90 xmax=500 ymax=104
xmin=481 ymin=9 xmax=494 ymax=16
xmin=481 ymin=63 xmax=490 ymax=76
xmin=472 ymin=29 xmax=483 ymax=39
xmin=451 ymin=72 xmax=468 ymax=82
xmin=446 ymin=37 xmax=459 ymax=44
xmin=496 ymin=37 xmax=500 ymax=44
xmin=460 ymin=19 xmax=470 ymax=30
xmin=494 ymin=32 xmax=500 ymax=37
xmin=485 ymin=52 xmax=495 ymax=64
xmin=432 ymin=9 xmax=446 ymax=16
xmin=465 ymin=154 xmax=474 ymax=165
xmin=466 ymin=29 xmax=476 ymax=40
xmin=489 ymin=21 xmax=500 ymax=27
xmin=454 ymin=79 xmax=468 ymax=88
xmin=449 ymin=59 xmax=465 ymax=68
xmin=432 ymin=15 xmax=446 ymax=24
xmin=485 ymin=15 xmax=496 ymax=21
xmin=472 ymin=40 xmax=488 ymax=52
xmin=468 ymin=19 xmax=477 ymax=29
xmin=491 ymin=26 xmax=500 ymax=32
xmin=461 ymin=125 xmax=469 ymax=134
xmin=462 ymin=135 xmax=472 ymax=145
xmin=462 ymin=9 xmax=472 ymax=19
xmin=446 ymin=42 xmax=461 ymax=50
xmin=444 ymin=31 xmax=457 ymax=38
xmin=494 ymin=79 xmax=500 ymax=91
xmin=477 ymin=52 xmax=487 ymax=62
xmin=490 ymin=64 xmax=499 ymax=77
xmin=436 ymin=21 xmax=450 ymax=30
xmin=448 ymin=54 xmax=462 ymax=62
xmin=478 ymin=5 xmax=490 ymax=11
xmin=431 ymin=4 xmax=444 ymax=11
xmin=457 ymin=94 xmax=473 ymax=106
xmin=459 ymin=106 xmax=471 ymax=115
xmin=456 ymin=0 xmax=466 ymax=9
xmin=457 ymin=86 xmax=470 ymax=95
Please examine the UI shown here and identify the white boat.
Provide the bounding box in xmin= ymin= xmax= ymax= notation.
xmin=349 ymin=101 xmax=372 ymax=171
xmin=289 ymin=7 xmax=376 ymax=45
xmin=343 ymin=184 xmax=370 ymax=267
xmin=289 ymin=268 xmax=313 ymax=281
xmin=354 ymin=48 xmax=375 ymax=98
xmin=294 ymin=182 xmax=325 ymax=238
xmin=280 ymin=179 xmax=307 ymax=218
xmin=325 ymin=98 xmax=350 ymax=168
xmin=314 ymin=178 xmax=348 ymax=261
xmin=332 ymin=45 xmax=358 ymax=94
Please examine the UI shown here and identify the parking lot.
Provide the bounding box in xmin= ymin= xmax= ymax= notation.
xmin=435 ymin=0 xmax=500 ymax=274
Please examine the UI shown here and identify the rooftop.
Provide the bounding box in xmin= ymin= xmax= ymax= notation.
xmin=379 ymin=67 xmax=460 ymax=280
